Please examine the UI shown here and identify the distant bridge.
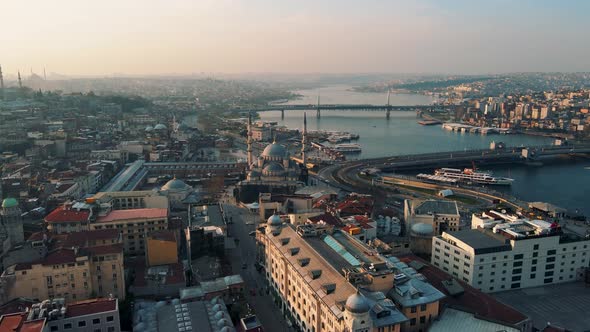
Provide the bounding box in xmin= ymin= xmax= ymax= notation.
xmin=232 ymin=104 xmax=435 ymax=119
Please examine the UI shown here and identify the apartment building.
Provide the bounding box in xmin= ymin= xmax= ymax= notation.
xmin=91 ymin=208 xmax=168 ymax=256
xmin=0 ymin=230 xmax=126 ymax=303
xmin=432 ymin=211 xmax=590 ymax=293
xmin=0 ymin=297 xmax=120 ymax=332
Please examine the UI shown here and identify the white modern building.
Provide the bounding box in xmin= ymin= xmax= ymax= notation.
xmin=432 ymin=210 xmax=590 ymax=293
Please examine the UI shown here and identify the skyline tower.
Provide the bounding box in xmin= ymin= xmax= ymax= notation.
xmin=17 ymin=71 xmax=22 ymax=89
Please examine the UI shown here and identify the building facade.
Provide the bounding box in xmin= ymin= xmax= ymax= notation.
xmin=432 ymin=212 xmax=590 ymax=293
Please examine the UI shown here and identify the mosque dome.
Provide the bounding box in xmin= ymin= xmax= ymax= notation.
xmin=145 ymin=126 xmax=154 ymax=132
xmin=2 ymin=198 xmax=18 ymax=209
xmin=263 ymin=162 xmax=285 ymax=175
xmin=345 ymin=291 xmax=370 ymax=314
xmin=267 ymin=214 xmax=282 ymax=226
xmin=262 ymin=143 xmax=286 ymax=158
xmin=161 ymin=178 xmax=190 ymax=191
xmin=154 ymin=124 xmax=167 ymax=130
xmin=411 ymin=223 xmax=434 ymax=236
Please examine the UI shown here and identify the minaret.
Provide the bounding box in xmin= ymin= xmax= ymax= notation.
xmin=386 ymin=89 xmax=391 ymax=119
xmin=44 ymin=67 xmax=47 ymax=81
xmin=0 ymin=65 xmax=4 ymax=99
xmin=301 ymin=112 xmax=308 ymax=165
xmin=247 ymin=112 xmax=253 ymax=168
xmin=316 ymin=91 xmax=321 ymax=119
xmin=17 ymin=71 xmax=22 ymax=89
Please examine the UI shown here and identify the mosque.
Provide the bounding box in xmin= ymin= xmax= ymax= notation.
xmin=236 ymin=113 xmax=309 ymax=203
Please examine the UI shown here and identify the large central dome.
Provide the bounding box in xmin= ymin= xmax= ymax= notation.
xmin=262 ymin=143 xmax=287 ymax=158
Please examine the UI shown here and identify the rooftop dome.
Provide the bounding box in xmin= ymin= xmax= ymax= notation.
xmin=145 ymin=125 xmax=154 ymax=132
xmin=212 ymin=303 xmax=224 ymax=312
xmin=161 ymin=178 xmax=189 ymax=191
xmin=2 ymin=198 xmax=18 ymax=209
xmin=262 ymin=143 xmax=286 ymax=158
xmin=411 ymin=223 xmax=434 ymax=236
xmin=154 ymin=123 xmax=167 ymax=130
xmin=345 ymin=291 xmax=370 ymax=314
xmin=267 ymin=213 xmax=282 ymax=226
xmin=263 ymin=162 xmax=285 ymax=174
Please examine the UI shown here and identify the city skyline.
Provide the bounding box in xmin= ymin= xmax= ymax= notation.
xmin=2 ymin=0 xmax=590 ymax=76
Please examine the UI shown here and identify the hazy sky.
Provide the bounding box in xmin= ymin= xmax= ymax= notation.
xmin=2 ymin=0 xmax=589 ymax=76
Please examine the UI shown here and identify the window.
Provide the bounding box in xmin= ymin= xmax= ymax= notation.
xmin=64 ymin=323 xmax=72 ymax=329
xmin=531 ymin=273 xmax=537 ymax=279
xmin=547 ymin=249 xmax=556 ymax=255
xmin=420 ymin=316 xmax=426 ymax=324
xmin=513 ymin=268 xmax=522 ymax=274
xmin=513 ymin=261 xmax=523 ymax=267
xmin=410 ymin=318 xmax=416 ymax=326
xmin=511 ymin=283 xmax=520 ymax=289
xmin=106 ymin=316 xmax=114 ymax=322
xmin=531 ymin=266 xmax=537 ymax=272
xmin=546 ymin=264 xmax=555 ymax=270
xmin=532 ymin=259 xmax=537 ymax=265
xmin=546 ymin=256 xmax=556 ymax=263
xmin=51 ymin=326 xmax=58 ymax=332
xmin=544 ymin=278 xmax=553 ymax=284
xmin=93 ymin=318 xmax=100 ymax=325
xmin=107 ymin=328 xmax=115 ymax=332
xmin=420 ymin=304 xmax=427 ymax=311
xmin=78 ymin=321 xmax=86 ymax=327
xmin=545 ymin=271 xmax=554 ymax=277
xmin=533 ymin=252 xmax=538 ymax=258
xmin=514 ymin=254 xmax=524 ymax=260
xmin=533 ymin=244 xmax=539 ymax=250
xmin=512 ymin=276 xmax=521 ymax=281
xmin=411 ymin=306 xmax=417 ymax=313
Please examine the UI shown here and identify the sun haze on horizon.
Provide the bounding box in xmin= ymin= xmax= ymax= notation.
xmin=2 ymin=0 xmax=590 ymax=76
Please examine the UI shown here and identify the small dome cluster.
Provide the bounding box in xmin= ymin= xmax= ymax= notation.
xmin=267 ymin=213 xmax=282 ymax=226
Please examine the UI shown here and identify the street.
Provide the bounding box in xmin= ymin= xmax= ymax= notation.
xmin=223 ymin=202 xmax=291 ymax=331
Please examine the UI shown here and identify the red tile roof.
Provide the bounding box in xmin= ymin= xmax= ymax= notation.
xmin=65 ymin=298 xmax=117 ymax=318
xmin=83 ymin=244 xmax=123 ymax=256
xmin=45 ymin=205 xmax=90 ymax=224
xmin=61 ymin=229 xmax=121 ymax=248
xmin=96 ymin=208 xmax=168 ymax=223
xmin=397 ymin=254 xmax=529 ymax=326
xmin=0 ymin=313 xmax=45 ymax=332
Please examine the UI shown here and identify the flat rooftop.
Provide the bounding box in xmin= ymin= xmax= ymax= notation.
xmin=493 ymin=282 xmax=590 ymax=331
xmin=444 ymin=229 xmax=511 ymax=254
xmin=414 ymin=200 xmax=459 ymax=216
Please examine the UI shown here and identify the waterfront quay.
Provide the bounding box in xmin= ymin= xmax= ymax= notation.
xmin=373 ymin=143 xmax=590 ymax=172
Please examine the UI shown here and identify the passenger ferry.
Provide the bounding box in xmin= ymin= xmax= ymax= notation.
xmin=434 ymin=167 xmax=514 ymax=185
xmin=333 ymin=143 xmax=362 ymax=153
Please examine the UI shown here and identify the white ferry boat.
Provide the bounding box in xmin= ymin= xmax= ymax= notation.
xmin=333 ymin=143 xmax=362 ymax=153
xmin=434 ymin=167 xmax=514 ymax=185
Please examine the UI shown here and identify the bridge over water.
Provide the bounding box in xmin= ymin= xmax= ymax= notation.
xmin=232 ymin=104 xmax=435 ymax=119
